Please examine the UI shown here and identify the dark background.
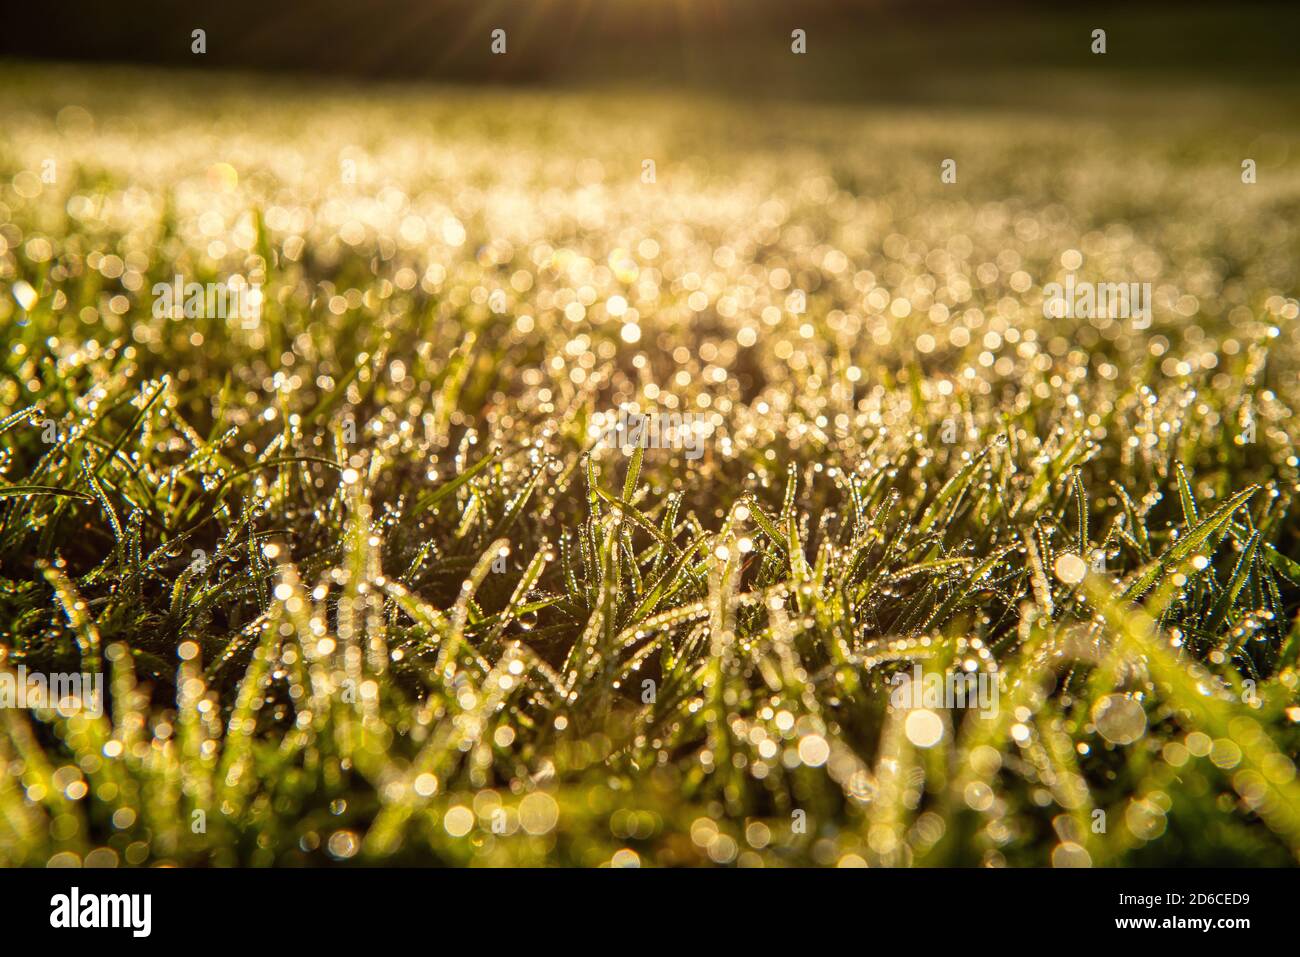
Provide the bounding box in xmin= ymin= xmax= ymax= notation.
xmin=2 ymin=0 xmax=1297 ymax=93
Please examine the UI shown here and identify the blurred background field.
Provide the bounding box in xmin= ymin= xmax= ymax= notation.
xmin=1 ymin=2 xmax=1300 ymax=867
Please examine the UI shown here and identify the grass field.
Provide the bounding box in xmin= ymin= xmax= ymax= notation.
xmin=2 ymin=55 xmax=1300 ymax=866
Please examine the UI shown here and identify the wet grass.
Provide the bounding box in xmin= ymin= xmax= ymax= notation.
xmin=0 ymin=60 xmax=1299 ymax=866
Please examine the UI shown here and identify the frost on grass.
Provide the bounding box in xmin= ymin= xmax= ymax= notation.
xmin=0 ymin=65 xmax=1299 ymax=866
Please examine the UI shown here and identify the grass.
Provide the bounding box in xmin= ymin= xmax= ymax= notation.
xmin=0 ymin=57 xmax=1299 ymax=867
